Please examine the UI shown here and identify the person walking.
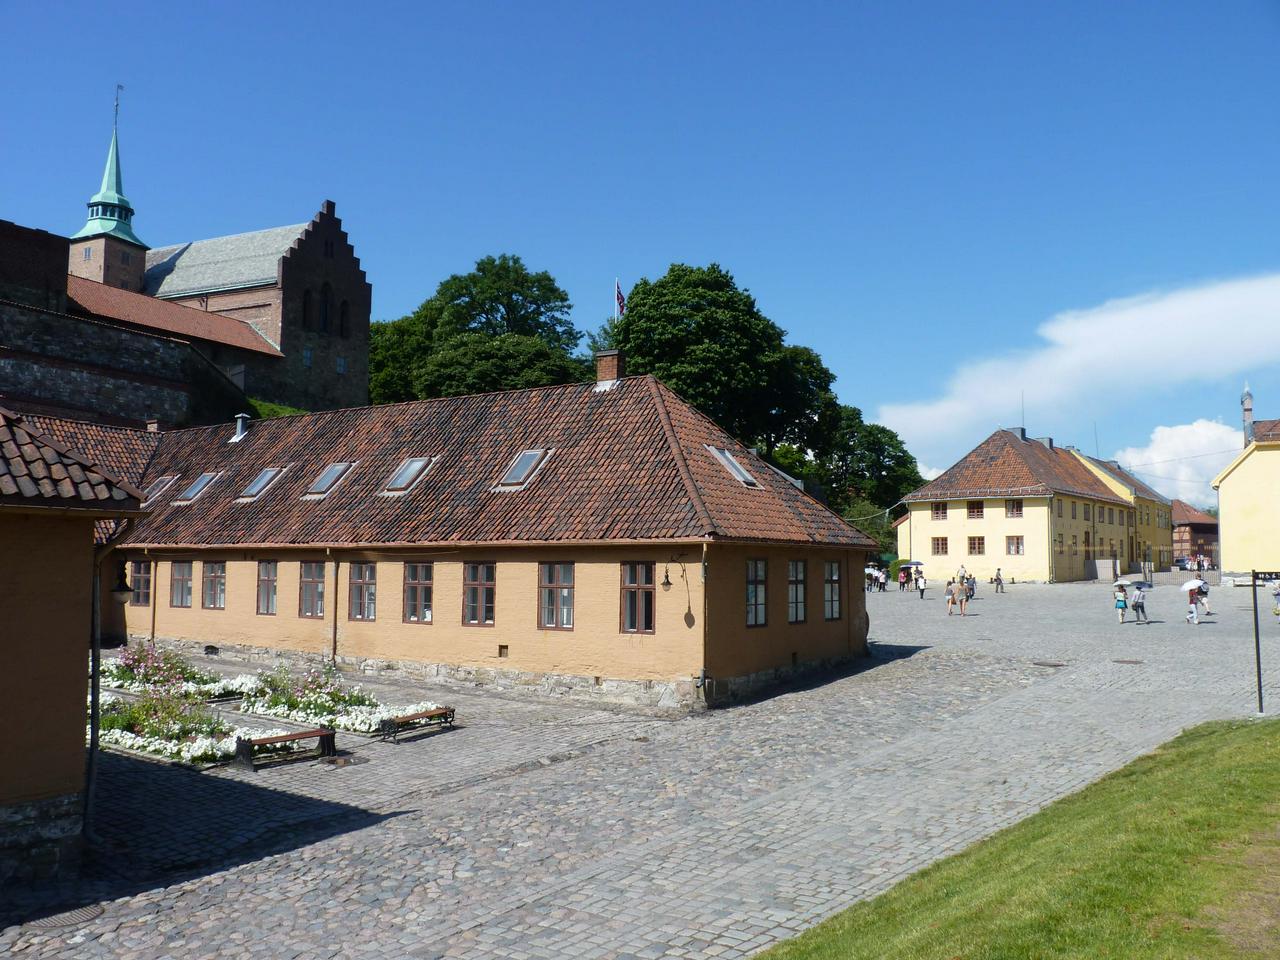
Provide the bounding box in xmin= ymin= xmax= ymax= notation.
xmin=945 ymin=580 xmax=956 ymax=615
xmin=898 ymin=567 xmax=908 ymax=592
xmin=956 ymin=564 xmax=968 ymax=583
xmin=917 ymin=574 xmax=927 ymax=599
xmin=1196 ymin=584 xmax=1213 ymax=617
xmin=994 ymin=568 xmax=1005 ymax=593
xmin=1131 ymin=585 xmax=1148 ymax=623
xmin=966 ymin=574 xmax=976 ymax=602
xmin=958 ymin=583 xmax=969 ymax=616
xmin=1114 ymin=584 xmax=1128 ymax=624
xmin=1186 ymin=588 xmax=1200 ymax=625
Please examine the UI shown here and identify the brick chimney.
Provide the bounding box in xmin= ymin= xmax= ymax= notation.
xmin=145 ymin=418 xmax=160 ymax=433
xmin=595 ymin=350 xmax=624 ymax=385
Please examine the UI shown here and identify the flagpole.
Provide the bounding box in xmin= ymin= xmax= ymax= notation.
xmin=614 ymin=277 xmax=619 ymax=321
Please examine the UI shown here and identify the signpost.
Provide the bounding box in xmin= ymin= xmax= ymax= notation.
xmin=1250 ymin=570 xmax=1280 ymax=716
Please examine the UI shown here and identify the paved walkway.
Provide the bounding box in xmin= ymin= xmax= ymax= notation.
xmin=6 ymin=580 xmax=1279 ymax=958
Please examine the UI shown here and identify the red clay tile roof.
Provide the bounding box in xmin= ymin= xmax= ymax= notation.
xmin=0 ymin=406 xmax=143 ymax=511
xmin=1079 ymin=455 xmax=1169 ymax=505
xmin=1171 ymin=499 xmax=1218 ymax=527
xmin=1254 ymin=418 xmax=1280 ymax=442
xmin=904 ymin=430 xmax=1128 ymax=505
xmin=114 ymin=376 xmax=874 ymax=549
xmin=66 ymin=275 xmax=281 ymax=357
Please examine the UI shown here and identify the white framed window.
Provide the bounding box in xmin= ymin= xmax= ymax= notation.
xmin=238 ymin=466 xmax=285 ymax=501
xmin=381 ymin=456 xmax=437 ymax=495
xmin=303 ymin=461 xmax=354 ymax=499
xmin=706 ymin=446 xmax=760 ymax=487
xmin=495 ymin=449 xmax=552 ymax=490
xmin=173 ymin=472 xmax=220 ymax=504
xmin=142 ymin=475 xmax=177 ymax=505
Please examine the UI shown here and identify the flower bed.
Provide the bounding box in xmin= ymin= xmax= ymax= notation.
xmin=237 ymin=664 xmax=443 ymax=733
xmin=99 ymin=647 xmax=445 ymax=734
xmin=94 ymin=690 xmax=292 ymax=765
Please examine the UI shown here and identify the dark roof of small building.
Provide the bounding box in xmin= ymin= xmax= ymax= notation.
xmin=144 ymin=223 xmax=307 ymax=298
xmin=904 ymin=430 xmax=1129 ymax=505
xmin=67 ymin=275 xmax=281 ymax=356
xmin=1254 ymin=418 xmax=1280 ymax=442
xmin=1078 ymin=454 xmax=1169 ymax=505
xmin=22 ymin=414 xmax=160 ymax=487
xmin=111 ymin=376 xmax=873 ymax=550
xmin=0 ymin=406 xmax=143 ymax=511
xmin=1171 ymin=499 xmax=1218 ymax=527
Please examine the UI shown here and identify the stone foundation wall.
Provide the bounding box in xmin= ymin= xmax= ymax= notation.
xmin=138 ymin=635 xmax=856 ymax=712
xmin=0 ymin=793 xmax=82 ymax=885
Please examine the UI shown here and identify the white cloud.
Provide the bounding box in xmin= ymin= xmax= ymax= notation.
xmin=876 ymin=272 xmax=1280 ymax=457
xmin=1111 ymin=419 xmax=1242 ymax=508
xmin=917 ymin=462 xmax=944 ymax=481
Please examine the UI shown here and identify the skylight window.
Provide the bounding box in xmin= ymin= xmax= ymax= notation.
xmin=381 ymin=456 xmax=437 ymax=495
xmin=238 ymin=466 xmax=285 ymax=501
xmin=141 ymin=475 xmax=177 ymax=504
xmin=706 ymin=446 xmax=760 ymax=488
xmin=173 ymin=472 xmax=220 ymax=504
xmin=304 ymin=461 xmax=354 ymax=498
xmin=496 ymin=449 xmax=551 ymax=490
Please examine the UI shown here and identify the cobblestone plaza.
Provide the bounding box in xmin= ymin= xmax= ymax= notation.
xmin=6 ymin=580 xmax=1278 ymax=958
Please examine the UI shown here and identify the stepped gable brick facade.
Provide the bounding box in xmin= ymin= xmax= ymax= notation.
xmin=75 ymin=369 xmax=872 ymax=708
xmin=0 ymin=408 xmax=141 ymax=884
xmin=142 ymin=201 xmax=371 ymax=411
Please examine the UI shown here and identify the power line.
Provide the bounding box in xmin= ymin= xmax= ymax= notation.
xmin=1120 ymin=448 xmax=1240 ymax=469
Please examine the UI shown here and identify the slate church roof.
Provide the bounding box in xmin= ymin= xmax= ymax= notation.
xmin=107 ymin=376 xmax=874 ymax=550
xmin=144 ymin=222 xmax=308 ymax=298
xmin=0 ymin=406 xmax=143 ymax=511
xmin=905 ymin=429 xmax=1128 ymax=505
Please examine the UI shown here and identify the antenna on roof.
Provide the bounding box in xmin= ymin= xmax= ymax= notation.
xmin=1093 ymin=421 xmax=1100 ymax=457
xmin=114 ymin=83 xmax=124 ymax=130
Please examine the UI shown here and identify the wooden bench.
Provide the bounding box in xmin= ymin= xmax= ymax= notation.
xmin=379 ymin=707 xmax=455 ymax=743
xmin=234 ymin=728 xmax=336 ymax=770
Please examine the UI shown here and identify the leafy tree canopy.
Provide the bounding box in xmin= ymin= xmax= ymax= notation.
xmin=433 ymin=254 xmax=579 ymax=354
xmin=412 ymin=333 xmax=590 ymax=399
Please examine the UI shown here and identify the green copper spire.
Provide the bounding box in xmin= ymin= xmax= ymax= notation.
xmin=72 ymin=107 xmax=147 ymax=248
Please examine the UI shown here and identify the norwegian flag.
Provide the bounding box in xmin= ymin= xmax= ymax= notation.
xmin=615 ymin=279 xmax=626 ymax=316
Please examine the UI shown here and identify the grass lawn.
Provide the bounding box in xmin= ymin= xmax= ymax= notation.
xmin=763 ymin=718 xmax=1280 ymax=959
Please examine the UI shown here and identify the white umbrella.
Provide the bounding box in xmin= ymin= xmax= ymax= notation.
xmin=1113 ymin=579 xmax=1133 ymax=587
xmin=864 ymin=567 xmax=880 ymax=575
xmin=1180 ymin=579 xmax=1206 ymax=592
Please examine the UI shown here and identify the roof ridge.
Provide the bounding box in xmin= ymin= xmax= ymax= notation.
xmin=647 ymin=377 xmax=716 ymax=536
xmin=147 ymin=222 xmax=309 ymax=253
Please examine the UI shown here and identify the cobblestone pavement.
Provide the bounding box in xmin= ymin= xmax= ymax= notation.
xmin=6 ymin=580 xmax=1280 ymax=958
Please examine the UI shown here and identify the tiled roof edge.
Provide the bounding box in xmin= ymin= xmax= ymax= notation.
xmin=647 ymin=376 xmax=716 ymax=536
xmin=1 ymin=405 xmax=145 ymax=501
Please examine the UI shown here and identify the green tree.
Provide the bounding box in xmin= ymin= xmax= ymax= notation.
xmin=613 ymin=263 xmax=795 ymax=444
xmin=432 ymin=254 xmax=579 ymax=353
xmin=412 ymin=333 xmax=590 ymax=398
xmin=368 ymin=255 xmax=584 ymax=404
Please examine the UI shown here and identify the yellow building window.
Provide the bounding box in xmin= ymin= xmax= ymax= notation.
xmin=1005 ymin=499 xmax=1023 ymax=518
xmin=1006 ymin=536 xmax=1025 ymax=556
xmin=967 ymin=501 xmax=984 ymax=519
xmin=931 ymin=502 xmax=948 ymax=520
xmin=968 ymin=536 xmax=985 ymax=555
xmin=931 ymin=537 xmax=948 ymax=556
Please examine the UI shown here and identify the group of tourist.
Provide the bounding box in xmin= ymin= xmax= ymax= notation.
xmin=1111 ymin=581 xmax=1216 ymax=625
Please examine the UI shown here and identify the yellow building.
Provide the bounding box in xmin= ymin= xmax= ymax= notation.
xmin=897 ymin=429 xmax=1170 ymax=583
xmin=1211 ymin=388 xmax=1280 ymax=574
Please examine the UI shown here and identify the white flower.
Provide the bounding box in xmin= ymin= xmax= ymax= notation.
xmin=238 ymin=698 xmax=443 ymax=732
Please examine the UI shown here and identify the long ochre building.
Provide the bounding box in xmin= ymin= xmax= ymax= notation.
xmin=32 ymin=353 xmax=873 ymax=708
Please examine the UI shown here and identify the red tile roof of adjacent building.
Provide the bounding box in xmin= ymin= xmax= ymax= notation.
xmin=66 ymin=275 xmax=282 ymax=357
xmin=1171 ymin=499 xmax=1218 ymax=527
xmin=1254 ymin=418 xmax=1280 ymax=442
xmin=0 ymin=406 xmax=143 ymax=511
xmin=22 ymin=414 xmax=160 ymax=486
xmin=904 ymin=430 xmax=1129 ymax=505
xmin=109 ymin=376 xmax=873 ymax=550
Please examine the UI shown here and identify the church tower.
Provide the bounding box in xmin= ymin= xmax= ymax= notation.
xmin=68 ymin=106 xmax=148 ymax=290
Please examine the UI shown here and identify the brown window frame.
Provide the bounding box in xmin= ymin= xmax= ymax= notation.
xmin=130 ymin=560 xmax=152 ymax=607
xmin=931 ymin=502 xmax=948 ymax=520
xmin=463 ymin=562 xmax=496 ymax=626
xmin=256 ymin=560 xmax=278 ymax=616
xmin=170 ymin=560 xmax=193 ymax=608
xmin=299 ymin=561 xmax=326 ymax=619
xmin=348 ymin=562 xmax=377 ymax=621
xmin=403 ymin=562 xmax=434 ymax=624
xmin=968 ymin=536 xmax=985 ymax=555
xmin=538 ymin=562 xmax=575 ymax=631
xmin=823 ymin=560 xmax=842 ymax=621
xmin=966 ymin=500 xmax=984 ymax=519
xmin=787 ymin=559 xmax=806 ymax=624
xmin=620 ymin=562 xmax=656 ymax=634
xmin=1005 ymin=499 xmax=1023 ymax=519
xmin=746 ymin=559 xmax=767 ymax=627
xmin=931 ymin=537 xmax=948 ymax=556
xmin=201 ymin=561 xmax=226 ymax=610
xmin=1056 ymin=500 xmax=1063 ymax=518
xmin=1006 ymin=535 xmax=1025 ymax=556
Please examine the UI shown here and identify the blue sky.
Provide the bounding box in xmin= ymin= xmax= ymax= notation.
xmin=5 ymin=1 xmax=1279 ymax=504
